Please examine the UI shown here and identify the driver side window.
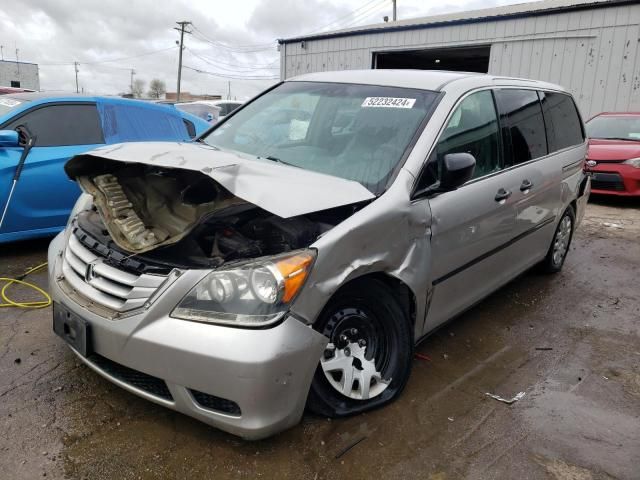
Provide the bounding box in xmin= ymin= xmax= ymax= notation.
xmin=4 ymin=104 xmax=104 ymax=147
xmin=418 ymin=90 xmax=501 ymax=190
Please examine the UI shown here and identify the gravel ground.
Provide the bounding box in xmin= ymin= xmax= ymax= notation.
xmin=1 ymin=195 xmax=639 ymax=480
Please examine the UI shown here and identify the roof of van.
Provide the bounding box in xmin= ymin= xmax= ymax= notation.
xmin=287 ymin=69 xmax=565 ymax=93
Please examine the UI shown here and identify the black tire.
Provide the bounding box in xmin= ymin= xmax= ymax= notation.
xmin=540 ymin=205 xmax=575 ymax=273
xmin=307 ymin=278 xmax=413 ymax=418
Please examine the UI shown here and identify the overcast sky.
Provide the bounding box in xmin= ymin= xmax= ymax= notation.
xmin=0 ymin=0 xmax=538 ymax=100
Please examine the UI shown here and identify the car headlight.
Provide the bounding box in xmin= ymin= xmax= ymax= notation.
xmin=623 ymin=157 xmax=640 ymax=168
xmin=67 ymin=193 xmax=93 ymax=227
xmin=172 ymin=250 xmax=316 ymax=327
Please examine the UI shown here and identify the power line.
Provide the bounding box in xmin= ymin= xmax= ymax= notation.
xmin=38 ymin=46 xmax=178 ymax=66
xmin=190 ymin=30 xmax=275 ymax=53
xmin=305 ymin=0 xmax=383 ymax=35
xmin=189 ymin=0 xmax=389 ymax=54
xmin=185 ymin=47 xmax=278 ymax=74
xmin=183 ymin=65 xmax=279 ymax=80
xmin=191 ymin=24 xmax=275 ymax=51
xmin=191 ymin=34 xmax=275 ymax=53
xmin=334 ymin=0 xmax=388 ymax=30
xmin=83 ymin=46 xmax=179 ymax=65
xmin=185 ymin=48 xmax=278 ymax=69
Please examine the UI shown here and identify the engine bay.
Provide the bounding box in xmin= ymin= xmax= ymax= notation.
xmin=72 ymin=162 xmax=357 ymax=274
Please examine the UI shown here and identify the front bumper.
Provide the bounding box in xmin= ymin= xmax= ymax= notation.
xmin=48 ymin=232 xmax=328 ymax=440
xmin=587 ymin=164 xmax=640 ymax=196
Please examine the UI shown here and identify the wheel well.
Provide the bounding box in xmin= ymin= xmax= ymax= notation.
xmin=320 ymin=273 xmax=417 ymax=328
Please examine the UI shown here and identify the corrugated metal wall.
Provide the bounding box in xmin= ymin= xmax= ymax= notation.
xmin=281 ymin=2 xmax=640 ymax=117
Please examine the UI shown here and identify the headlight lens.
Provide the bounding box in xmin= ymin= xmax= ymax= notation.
xmin=623 ymin=157 xmax=640 ymax=168
xmin=172 ymin=250 xmax=315 ymax=327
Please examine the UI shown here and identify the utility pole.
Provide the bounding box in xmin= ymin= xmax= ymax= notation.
xmin=0 ymin=45 xmax=3 ymax=61
xmin=174 ymin=21 xmax=192 ymax=102
xmin=392 ymin=0 xmax=397 ymax=21
xmin=74 ymin=62 xmax=79 ymax=93
xmin=130 ymin=69 xmax=136 ymax=94
xmin=227 ymin=81 xmax=231 ymax=100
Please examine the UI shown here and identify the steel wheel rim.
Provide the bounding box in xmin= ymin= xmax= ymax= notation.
xmin=320 ymin=307 xmax=392 ymax=401
xmin=552 ymin=215 xmax=572 ymax=266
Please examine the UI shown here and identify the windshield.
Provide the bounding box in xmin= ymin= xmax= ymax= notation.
xmin=176 ymin=103 xmax=220 ymax=122
xmin=202 ymin=81 xmax=439 ymax=193
xmin=0 ymin=97 xmax=24 ymax=116
xmin=586 ymin=115 xmax=640 ymax=141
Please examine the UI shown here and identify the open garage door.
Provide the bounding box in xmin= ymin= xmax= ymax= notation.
xmin=374 ymin=45 xmax=490 ymax=73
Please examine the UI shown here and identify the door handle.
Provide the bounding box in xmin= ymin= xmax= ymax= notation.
xmin=494 ymin=188 xmax=512 ymax=202
xmin=520 ymin=179 xmax=534 ymax=191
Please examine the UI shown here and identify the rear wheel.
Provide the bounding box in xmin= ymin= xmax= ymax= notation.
xmin=307 ymin=278 xmax=413 ymax=417
xmin=541 ymin=206 xmax=575 ymax=273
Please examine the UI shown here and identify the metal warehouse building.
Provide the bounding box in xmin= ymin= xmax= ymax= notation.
xmin=278 ymin=0 xmax=640 ymax=118
xmin=0 ymin=60 xmax=40 ymax=90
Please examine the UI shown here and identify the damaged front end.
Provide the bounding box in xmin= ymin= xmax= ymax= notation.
xmin=62 ymin=142 xmax=374 ymax=318
xmin=76 ymin=166 xmax=244 ymax=254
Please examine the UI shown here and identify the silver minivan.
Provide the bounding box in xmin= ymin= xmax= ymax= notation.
xmin=49 ymin=70 xmax=590 ymax=439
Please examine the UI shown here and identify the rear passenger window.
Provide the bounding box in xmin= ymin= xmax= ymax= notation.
xmin=5 ymin=104 xmax=104 ymax=147
xmin=97 ymin=103 xmax=189 ymax=143
xmin=540 ymin=91 xmax=584 ymax=151
xmin=434 ymin=90 xmax=501 ymax=179
xmin=495 ymin=89 xmax=547 ymax=164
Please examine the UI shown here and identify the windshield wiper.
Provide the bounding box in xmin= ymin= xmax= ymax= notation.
xmin=261 ymin=155 xmax=297 ymax=167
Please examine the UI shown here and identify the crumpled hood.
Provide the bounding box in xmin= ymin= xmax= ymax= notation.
xmin=587 ymin=139 xmax=640 ymax=162
xmin=65 ymin=141 xmax=375 ymax=218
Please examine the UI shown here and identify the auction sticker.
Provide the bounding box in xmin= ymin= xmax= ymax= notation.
xmin=361 ymin=97 xmax=416 ymax=108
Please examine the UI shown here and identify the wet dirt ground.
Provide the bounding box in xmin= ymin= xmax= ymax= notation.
xmin=1 ymin=196 xmax=639 ymax=480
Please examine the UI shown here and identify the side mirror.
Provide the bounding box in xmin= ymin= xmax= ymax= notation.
xmin=0 ymin=130 xmax=19 ymax=147
xmin=440 ymin=153 xmax=476 ymax=190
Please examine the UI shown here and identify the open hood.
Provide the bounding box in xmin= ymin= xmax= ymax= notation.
xmin=65 ymin=142 xmax=375 ymax=254
xmin=66 ymin=142 xmax=374 ymax=217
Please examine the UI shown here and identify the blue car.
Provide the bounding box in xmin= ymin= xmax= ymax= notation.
xmin=0 ymin=93 xmax=209 ymax=243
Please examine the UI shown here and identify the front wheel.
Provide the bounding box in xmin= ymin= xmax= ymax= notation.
xmin=306 ymin=278 xmax=413 ymax=417
xmin=540 ymin=206 xmax=575 ymax=273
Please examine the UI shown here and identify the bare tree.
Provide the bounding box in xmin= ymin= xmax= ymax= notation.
xmin=147 ymin=79 xmax=166 ymax=99
xmin=131 ymin=78 xmax=145 ymax=98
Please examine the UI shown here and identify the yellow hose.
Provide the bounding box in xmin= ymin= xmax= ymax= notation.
xmin=0 ymin=262 xmax=51 ymax=309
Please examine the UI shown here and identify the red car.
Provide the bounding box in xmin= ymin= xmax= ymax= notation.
xmin=585 ymin=112 xmax=640 ymax=196
xmin=0 ymin=86 xmax=35 ymax=95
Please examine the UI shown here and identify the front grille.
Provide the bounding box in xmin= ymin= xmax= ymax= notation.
xmin=61 ymin=233 xmax=167 ymax=312
xmin=591 ymin=172 xmax=625 ymax=191
xmin=88 ymin=354 xmax=173 ymax=401
xmin=190 ymin=389 xmax=241 ymax=416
